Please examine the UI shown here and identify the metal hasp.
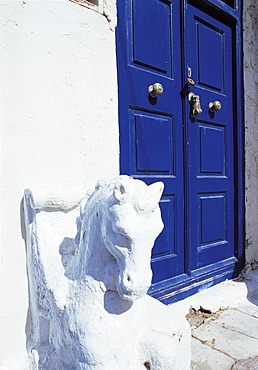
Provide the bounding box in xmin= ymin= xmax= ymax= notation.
xmin=209 ymin=100 xmax=222 ymax=112
xmin=148 ymin=83 xmax=164 ymax=98
xmin=189 ymin=92 xmax=202 ymax=118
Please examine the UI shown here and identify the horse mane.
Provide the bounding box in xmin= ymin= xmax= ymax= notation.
xmin=60 ymin=179 xmax=116 ymax=280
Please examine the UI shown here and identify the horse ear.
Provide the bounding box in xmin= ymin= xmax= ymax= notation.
xmin=95 ymin=179 xmax=107 ymax=190
xmin=148 ymin=182 xmax=164 ymax=204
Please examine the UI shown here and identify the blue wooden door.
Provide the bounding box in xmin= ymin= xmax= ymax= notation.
xmin=116 ymin=0 xmax=185 ymax=286
xmin=186 ymin=4 xmax=235 ymax=275
xmin=116 ymin=0 xmax=244 ymax=303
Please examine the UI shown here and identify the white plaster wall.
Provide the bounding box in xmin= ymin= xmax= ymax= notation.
xmin=0 ymin=1 xmax=119 ymax=368
xmin=243 ymin=1 xmax=258 ymax=263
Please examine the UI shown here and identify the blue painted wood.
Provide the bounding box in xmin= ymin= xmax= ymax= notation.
xmin=116 ymin=0 xmax=244 ymax=303
xmin=133 ymin=0 xmax=171 ymax=73
xmin=134 ymin=113 xmax=174 ymax=173
xmin=200 ymin=125 xmax=225 ymax=174
xmin=186 ymin=3 xmax=235 ymax=273
xmin=116 ymin=0 xmax=185 ymax=286
xmin=197 ymin=20 xmax=224 ymax=91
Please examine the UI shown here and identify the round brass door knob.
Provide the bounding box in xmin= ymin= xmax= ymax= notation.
xmin=209 ymin=101 xmax=222 ymax=112
xmin=148 ymin=83 xmax=164 ymax=98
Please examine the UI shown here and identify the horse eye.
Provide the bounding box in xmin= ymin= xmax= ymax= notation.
xmin=115 ymin=232 xmax=131 ymax=247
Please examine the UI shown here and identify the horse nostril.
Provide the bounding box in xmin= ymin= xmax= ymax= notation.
xmin=127 ymin=275 xmax=131 ymax=282
xmin=144 ymin=361 xmax=151 ymax=370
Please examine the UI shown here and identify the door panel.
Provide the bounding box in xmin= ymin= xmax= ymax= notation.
xmin=133 ymin=0 xmax=172 ymax=74
xmin=199 ymin=124 xmax=226 ymax=175
xmin=133 ymin=112 xmax=174 ymax=174
xmin=186 ymin=3 xmax=235 ymax=272
xmin=117 ymin=0 xmax=185 ymax=285
xmin=197 ymin=19 xmax=225 ymax=91
xmin=151 ymin=195 xmax=179 ymax=283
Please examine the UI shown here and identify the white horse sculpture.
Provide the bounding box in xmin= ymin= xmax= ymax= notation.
xmin=24 ymin=176 xmax=191 ymax=369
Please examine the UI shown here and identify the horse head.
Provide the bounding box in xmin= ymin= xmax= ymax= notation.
xmin=102 ymin=176 xmax=164 ymax=301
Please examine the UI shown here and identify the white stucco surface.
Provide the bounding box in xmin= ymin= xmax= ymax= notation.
xmin=0 ymin=1 xmax=119 ymax=368
xmin=243 ymin=1 xmax=258 ymax=263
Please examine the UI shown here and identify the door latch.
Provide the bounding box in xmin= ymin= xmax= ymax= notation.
xmin=189 ymin=92 xmax=202 ymax=118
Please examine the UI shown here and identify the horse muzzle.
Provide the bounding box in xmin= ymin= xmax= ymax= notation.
xmin=117 ymin=270 xmax=152 ymax=301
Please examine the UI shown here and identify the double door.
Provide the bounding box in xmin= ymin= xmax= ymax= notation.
xmin=116 ymin=0 xmax=244 ymax=302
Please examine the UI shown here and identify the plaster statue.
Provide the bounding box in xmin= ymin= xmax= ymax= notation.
xmin=24 ymin=176 xmax=191 ymax=369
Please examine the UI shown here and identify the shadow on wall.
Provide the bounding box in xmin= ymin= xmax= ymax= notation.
xmin=20 ymin=198 xmax=26 ymax=243
xmin=244 ymin=267 xmax=258 ymax=307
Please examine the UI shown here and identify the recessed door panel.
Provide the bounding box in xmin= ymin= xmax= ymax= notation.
xmin=199 ymin=123 xmax=226 ymax=175
xmin=133 ymin=0 xmax=172 ymax=74
xmin=197 ymin=192 xmax=229 ymax=267
xmin=152 ymin=196 xmax=176 ymax=257
xmin=152 ymin=194 xmax=181 ymax=281
xmin=196 ymin=18 xmax=225 ymax=91
xmin=199 ymin=193 xmax=227 ymax=245
xmin=134 ymin=112 xmax=174 ymax=174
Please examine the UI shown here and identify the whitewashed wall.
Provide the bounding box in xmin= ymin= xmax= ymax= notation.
xmin=0 ymin=1 xmax=118 ymax=368
xmin=243 ymin=1 xmax=258 ymax=263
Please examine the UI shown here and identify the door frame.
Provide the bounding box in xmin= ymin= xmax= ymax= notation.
xmin=115 ymin=0 xmax=245 ymax=304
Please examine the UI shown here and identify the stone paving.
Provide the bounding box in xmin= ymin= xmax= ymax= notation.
xmin=171 ymin=265 xmax=258 ymax=370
